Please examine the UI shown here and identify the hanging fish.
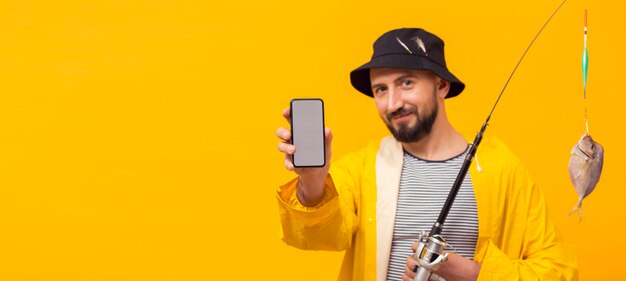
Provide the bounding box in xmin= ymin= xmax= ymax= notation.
xmin=568 ymin=133 xmax=603 ymax=221
xmin=568 ymin=10 xmax=603 ymax=221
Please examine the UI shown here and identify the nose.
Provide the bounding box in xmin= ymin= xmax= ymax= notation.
xmin=386 ymin=87 xmax=404 ymax=113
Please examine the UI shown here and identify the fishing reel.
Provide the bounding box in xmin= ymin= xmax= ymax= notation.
xmin=413 ymin=230 xmax=450 ymax=281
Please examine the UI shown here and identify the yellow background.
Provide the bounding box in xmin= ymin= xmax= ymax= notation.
xmin=0 ymin=0 xmax=624 ymax=280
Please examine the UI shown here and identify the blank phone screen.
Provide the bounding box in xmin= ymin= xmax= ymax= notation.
xmin=291 ymin=99 xmax=325 ymax=167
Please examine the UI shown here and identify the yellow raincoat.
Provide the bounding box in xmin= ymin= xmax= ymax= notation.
xmin=277 ymin=136 xmax=578 ymax=280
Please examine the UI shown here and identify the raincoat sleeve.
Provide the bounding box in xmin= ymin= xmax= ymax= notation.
xmin=276 ymin=148 xmax=366 ymax=251
xmin=475 ymin=158 xmax=579 ymax=280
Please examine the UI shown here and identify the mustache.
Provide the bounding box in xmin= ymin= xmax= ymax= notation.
xmin=387 ymin=106 xmax=417 ymax=120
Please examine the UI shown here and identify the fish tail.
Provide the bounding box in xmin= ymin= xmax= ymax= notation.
xmin=568 ymin=198 xmax=583 ymax=222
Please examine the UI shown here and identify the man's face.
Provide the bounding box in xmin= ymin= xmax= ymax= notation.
xmin=370 ymin=68 xmax=446 ymax=143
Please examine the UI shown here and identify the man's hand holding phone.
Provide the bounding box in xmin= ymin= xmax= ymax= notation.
xmin=276 ymin=102 xmax=332 ymax=207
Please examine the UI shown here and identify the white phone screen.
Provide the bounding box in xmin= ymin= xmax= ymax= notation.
xmin=290 ymin=99 xmax=325 ymax=167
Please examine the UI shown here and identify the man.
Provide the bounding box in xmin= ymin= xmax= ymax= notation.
xmin=275 ymin=28 xmax=577 ymax=281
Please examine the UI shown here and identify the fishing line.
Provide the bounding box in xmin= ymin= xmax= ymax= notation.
xmin=583 ymin=9 xmax=589 ymax=134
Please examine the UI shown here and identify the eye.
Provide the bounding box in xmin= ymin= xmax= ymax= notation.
xmin=373 ymin=86 xmax=387 ymax=95
xmin=402 ymin=80 xmax=413 ymax=87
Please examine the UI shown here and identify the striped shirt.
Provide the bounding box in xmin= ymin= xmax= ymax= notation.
xmin=386 ymin=148 xmax=479 ymax=281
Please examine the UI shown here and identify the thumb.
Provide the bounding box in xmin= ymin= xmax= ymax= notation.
xmin=325 ymin=127 xmax=333 ymax=145
xmin=324 ymin=128 xmax=333 ymax=163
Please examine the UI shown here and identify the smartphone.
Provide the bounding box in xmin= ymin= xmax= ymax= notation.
xmin=290 ymin=98 xmax=326 ymax=168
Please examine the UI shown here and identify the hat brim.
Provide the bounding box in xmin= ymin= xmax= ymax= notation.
xmin=350 ymin=53 xmax=465 ymax=98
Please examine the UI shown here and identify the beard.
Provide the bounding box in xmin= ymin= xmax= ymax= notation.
xmin=383 ymin=91 xmax=438 ymax=143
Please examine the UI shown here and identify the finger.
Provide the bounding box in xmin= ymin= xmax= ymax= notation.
xmin=278 ymin=142 xmax=296 ymax=154
xmin=276 ymin=127 xmax=291 ymax=141
xmin=411 ymin=241 xmax=418 ymax=252
xmin=404 ymin=255 xmax=418 ymax=278
xmin=324 ymin=127 xmax=333 ymax=160
xmin=284 ymin=154 xmax=294 ymax=171
xmin=282 ymin=107 xmax=291 ymax=122
xmin=403 ymin=267 xmax=417 ymax=281
xmin=324 ymin=127 xmax=333 ymax=146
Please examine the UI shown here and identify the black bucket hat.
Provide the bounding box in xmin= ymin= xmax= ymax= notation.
xmin=350 ymin=28 xmax=465 ymax=98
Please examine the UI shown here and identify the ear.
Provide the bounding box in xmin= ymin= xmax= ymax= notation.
xmin=436 ymin=78 xmax=450 ymax=99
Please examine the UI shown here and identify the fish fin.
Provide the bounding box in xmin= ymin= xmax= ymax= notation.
xmin=568 ymin=198 xmax=583 ymax=222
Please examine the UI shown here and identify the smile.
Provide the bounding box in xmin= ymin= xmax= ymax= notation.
xmin=392 ymin=112 xmax=413 ymax=123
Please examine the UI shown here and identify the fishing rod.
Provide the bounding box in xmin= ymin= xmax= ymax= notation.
xmin=413 ymin=1 xmax=568 ymax=280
